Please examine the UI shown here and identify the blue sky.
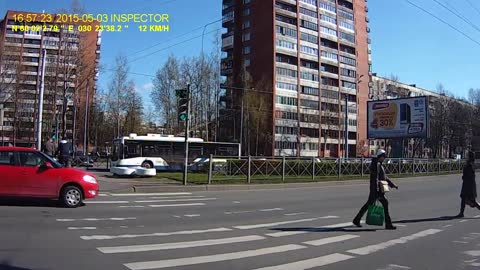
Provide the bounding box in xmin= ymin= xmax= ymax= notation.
xmin=1 ymin=0 xmax=480 ymax=103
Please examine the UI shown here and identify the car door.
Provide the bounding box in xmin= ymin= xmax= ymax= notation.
xmin=18 ymin=151 xmax=59 ymax=197
xmin=0 ymin=150 xmax=21 ymax=196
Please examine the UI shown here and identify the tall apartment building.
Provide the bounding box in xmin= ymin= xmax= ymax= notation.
xmin=220 ymin=0 xmax=371 ymax=157
xmin=0 ymin=10 xmax=100 ymax=147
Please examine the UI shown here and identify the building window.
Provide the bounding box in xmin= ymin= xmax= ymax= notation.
xmin=275 ymin=110 xmax=298 ymax=120
xmin=276 ymin=67 xmax=297 ymax=78
xmin=301 ymin=99 xmax=319 ymax=109
xmin=301 ymin=20 xmax=318 ymax=31
xmin=340 ymin=44 xmax=355 ymax=55
xmin=276 ymin=81 xmax=298 ymax=92
xmin=320 ymin=26 xmax=337 ymax=37
xmin=300 ymin=71 xmax=319 ymax=82
xmin=301 ymin=86 xmax=319 ymax=96
xmin=339 ymin=31 xmax=355 ymax=43
xmin=300 ymin=0 xmax=318 ymax=7
xmin=301 ymin=128 xmax=319 ymax=137
xmin=301 ymin=113 xmax=320 ymax=123
xmin=321 ymin=38 xmax=338 ymax=49
xmin=276 ymin=95 xmax=298 ymax=106
xmin=338 ymin=9 xmax=354 ymax=20
xmin=243 ymin=46 xmax=251 ymax=54
xmin=244 ymin=58 xmax=251 ymax=66
xmin=301 ymin=60 xmax=319 ymax=70
xmin=322 ymin=77 xmax=339 ymax=87
xmin=321 ymin=50 xmax=338 ymax=61
xmin=276 ymin=14 xmax=296 ymax=25
xmin=243 ymin=0 xmax=251 ymax=3
xmin=276 ymin=39 xmax=297 ymax=50
xmin=321 ymin=89 xmax=340 ymax=100
xmin=300 ymin=32 xmax=318 ymax=44
xmin=243 ymin=32 xmax=251 ymax=41
xmin=243 ymin=21 xmax=251 ymax=29
xmin=320 ymin=2 xmax=336 ymax=13
xmin=243 ymin=8 xmax=251 ymax=16
xmin=321 ymin=63 xmax=338 ymax=74
xmin=339 ymin=20 xmax=355 ymax=31
xmin=275 ymin=126 xmax=298 ymax=135
xmin=321 ymin=14 xmax=337 ymax=25
xmin=340 ymin=68 xmax=356 ymax=78
xmin=276 ymin=54 xmax=296 ymax=65
xmin=276 ymin=26 xmax=297 ymax=38
xmin=299 ymin=7 xmax=318 ymax=18
xmin=300 ymin=45 xmax=318 ymax=56
xmin=339 ymin=55 xmax=356 ymax=66
xmin=342 ymin=81 xmax=356 ymax=89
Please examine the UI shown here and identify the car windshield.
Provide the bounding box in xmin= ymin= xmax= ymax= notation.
xmin=38 ymin=151 xmax=63 ymax=168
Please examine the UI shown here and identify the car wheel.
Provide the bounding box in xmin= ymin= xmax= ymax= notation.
xmin=61 ymin=186 xmax=83 ymax=208
xmin=141 ymin=161 xmax=153 ymax=169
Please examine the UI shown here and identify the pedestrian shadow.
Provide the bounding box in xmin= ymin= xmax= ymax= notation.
xmin=0 ymin=198 xmax=63 ymax=208
xmin=269 ymin=226 xmax=378 ymax=233
xmin=393 ymin=215 xmax=478 ymax=224
xmin=0 ymin=262 xmax=40 ymax=270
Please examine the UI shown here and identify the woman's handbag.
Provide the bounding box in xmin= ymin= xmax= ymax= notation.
xmin=379 ymin=180 xmax=390 ymax=193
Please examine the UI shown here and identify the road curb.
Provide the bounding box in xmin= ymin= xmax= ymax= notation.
xmin=109 ymin=174 xmax=460 ymax=194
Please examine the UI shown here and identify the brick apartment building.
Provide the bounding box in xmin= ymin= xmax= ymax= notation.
xmin=0 ymin=10 xmax=100 ymax=147
xmin=219 ymin=0 xmax=371 ymax=157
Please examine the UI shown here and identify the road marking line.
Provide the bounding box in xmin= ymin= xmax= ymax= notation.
xmin=233 ymin=201 xmax=241 ymax=204
xmin=234 ymin=216 xmax=337 ymax=230
xmin=460 ymin=220 xmax=469 ymax=223
xmin=184 ymin=214 xmax=200 ymax=217
xmin=377 ymin=264 xmax=411 ymax=270
xmin=395 ymin=224 xmax=407 ymax=227
xmin=148 ymin=203 xmax=205 ymax=208
xmin=86 ymin=201 xmax=130 ymax=204
xmin=225 ymin=210 xmax=255 ymax=214
xmin=135 ymin=198 xmax=216 ymax=203
xmin=98 ymin=193 xmax=110 ymax=197
xmin=98 ymin=235 xmax=265 ymax=254
xmin=442 ymin=224 xmax=453 ymax=228
xmin=303 ymin=235 xmax=360 ymax=246
xmin=265 ymin=221 xmax=359 ymax=237
xmin=81 ymin=227 xmax=232 ymax=241
xmin=464 ymin=250 xmax=480 ymax=257
xmin=57 ymin=217 xmax=136 ymax=222
xmin=253 ymin=253 xmax=354 ymax=270
xmin=111 ymin=192 xmax=192 ymax=196
xmin=347 ymin=229 xmax=442 ymax=255
xmin=119 ymin=206 xmax=145 ymax=208
xmin=124 ymin=244 xmax=306 ymax=270
xmin=259 ymin=208 xmax=284 ymax=212
xmin=234 ymin=218 xmax=320 ymax=230
xmin=150 ymin=195 xmax=205 ymax=199
xmin=68 ymin=227 xmax=97 ymax=230
xmin=284 ymin=212 xmax=308 ymax=216
xmin=453 ymin=241 xmax=468 ymax=244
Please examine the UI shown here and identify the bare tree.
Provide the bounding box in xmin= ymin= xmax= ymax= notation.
xmin=123 ymin=82 xmax=144 ymax=135
xmin=106 ymin=54 xmax=129 ymax=139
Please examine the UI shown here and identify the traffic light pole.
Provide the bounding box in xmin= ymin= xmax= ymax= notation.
xmin=183 ymin=84 xmax=191 ymax=186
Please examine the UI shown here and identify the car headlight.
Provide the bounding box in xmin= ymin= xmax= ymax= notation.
xmin=83 ymin=175 xmax=97 ymax=184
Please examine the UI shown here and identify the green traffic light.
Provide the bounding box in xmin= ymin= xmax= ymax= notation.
xmin=179 ymin=113 xmax=187 ymax=121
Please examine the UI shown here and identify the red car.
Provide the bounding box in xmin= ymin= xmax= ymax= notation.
xmin=0 ymin=147 xmax=99 ymax=208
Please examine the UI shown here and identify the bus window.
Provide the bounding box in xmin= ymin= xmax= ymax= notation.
xmin=125 ymin=142 xmax=141 ymax=158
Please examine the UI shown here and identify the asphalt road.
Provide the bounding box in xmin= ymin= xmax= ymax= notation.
xmin=2 ymin=174 xmax=480 ymax=270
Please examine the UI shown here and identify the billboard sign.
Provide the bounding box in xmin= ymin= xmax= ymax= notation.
xmin=367 ymin=96 xmax=429 ymax=139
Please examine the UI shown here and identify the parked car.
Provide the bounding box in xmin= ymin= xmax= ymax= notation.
xmin=0 ymin=147 xmax=99 ymax=208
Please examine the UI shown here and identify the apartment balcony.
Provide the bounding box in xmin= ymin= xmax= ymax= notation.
xmin=221 ymin=57 xmax=233 ymax=76
xmin=222 ymin=34 xmax=234 ymax=50
xmin=275 ymin=6 xmax=297 ymax=19
xmin=277 ymin=0 xmax=297 ymax=6
xmin=222 ymin=11 xmax=234 ymax=26
xmin=276 ymin=46 xmax=298 ymax=58
xmin=300 ymin=122 xmax=320 ymax=129
xmin=321 ymin=72 xmax=339 ymax=80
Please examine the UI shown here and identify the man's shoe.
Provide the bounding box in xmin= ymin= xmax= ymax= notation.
xmin=385 ymin=224 xmax=397 ymax=230
xmin=353 ymin=220 xmax=362 ymax=227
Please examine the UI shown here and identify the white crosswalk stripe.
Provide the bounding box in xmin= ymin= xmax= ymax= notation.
xmin=134 ymin=198 xmax=216 ymax=203
xmin=123 ymin=244 xmax=307 ymax=270
xmin=253 ymin=253 xmax=355 ymax=270
xmin=81 ymin=227 xmax=232 ymax=240
xmin=233 ymin=216 xmax=337 ymax=230
xmin=98 ymin=235 xmax=265 ymax=254
xmin=111 ymin=192 xmax=192 ymax=196
xmin=148 ymin=203 xmax=205 ymax=207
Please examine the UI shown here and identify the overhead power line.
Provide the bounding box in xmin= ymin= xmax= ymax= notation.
xmin=465 ymin=0 xmax=480 ymax=16
xmin=432 ymin=0 xmax=480 ymax=34
xmin=404 ymin=0 xmax=480 ymax=47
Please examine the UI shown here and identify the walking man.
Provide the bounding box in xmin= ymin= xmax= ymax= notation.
xmin=353 ymin=149 xmax=398 ymax=230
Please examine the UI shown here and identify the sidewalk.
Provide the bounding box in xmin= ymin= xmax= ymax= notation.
xmin=94 ymin=172 xmax=460 ymax=194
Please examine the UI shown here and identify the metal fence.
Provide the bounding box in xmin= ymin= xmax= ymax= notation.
xmin=206 ymin=156 xmax=465 ymax=184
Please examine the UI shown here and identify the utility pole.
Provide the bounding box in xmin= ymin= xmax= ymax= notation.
xmin=36 ymin=48 xmax=46 ymax=150
xmin=345 ymin=95 xmax=348 ymax=158
xmin=183 ymin=84 xmax=191 ymax=186
xmin=83 ymin=84 xmax=89 ymax=154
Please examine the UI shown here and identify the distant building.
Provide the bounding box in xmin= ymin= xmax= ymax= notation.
xmin=0 ymin=10 xmax=101 ymax=146
xmin=219 ymin=0 xmax=371 ymax=157
xmin=369 ymin=75 xmax=474 ymax=158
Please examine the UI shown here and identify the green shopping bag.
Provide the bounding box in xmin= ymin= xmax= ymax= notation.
xmin=366 ymin=201 xmax=384 ymax=226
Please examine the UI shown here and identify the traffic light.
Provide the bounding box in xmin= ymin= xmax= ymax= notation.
xmin=51 ymin=125 xmax=57 ymax=140
xmin=176 ymin=89 xmax=189 ymax=122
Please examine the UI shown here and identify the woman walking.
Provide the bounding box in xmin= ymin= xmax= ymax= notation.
xmin=456 ymin=151 xmax=480 ymax=218
xmin=353 ymin=149 xmax=398 ymax=230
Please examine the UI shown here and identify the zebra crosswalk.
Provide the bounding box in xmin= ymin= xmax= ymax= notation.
xmin=56 ymin=208 xmax=448 ymax=270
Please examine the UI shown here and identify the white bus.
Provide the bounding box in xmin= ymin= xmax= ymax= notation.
xmin=110 ymin=133 xmax=240 ymax=172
